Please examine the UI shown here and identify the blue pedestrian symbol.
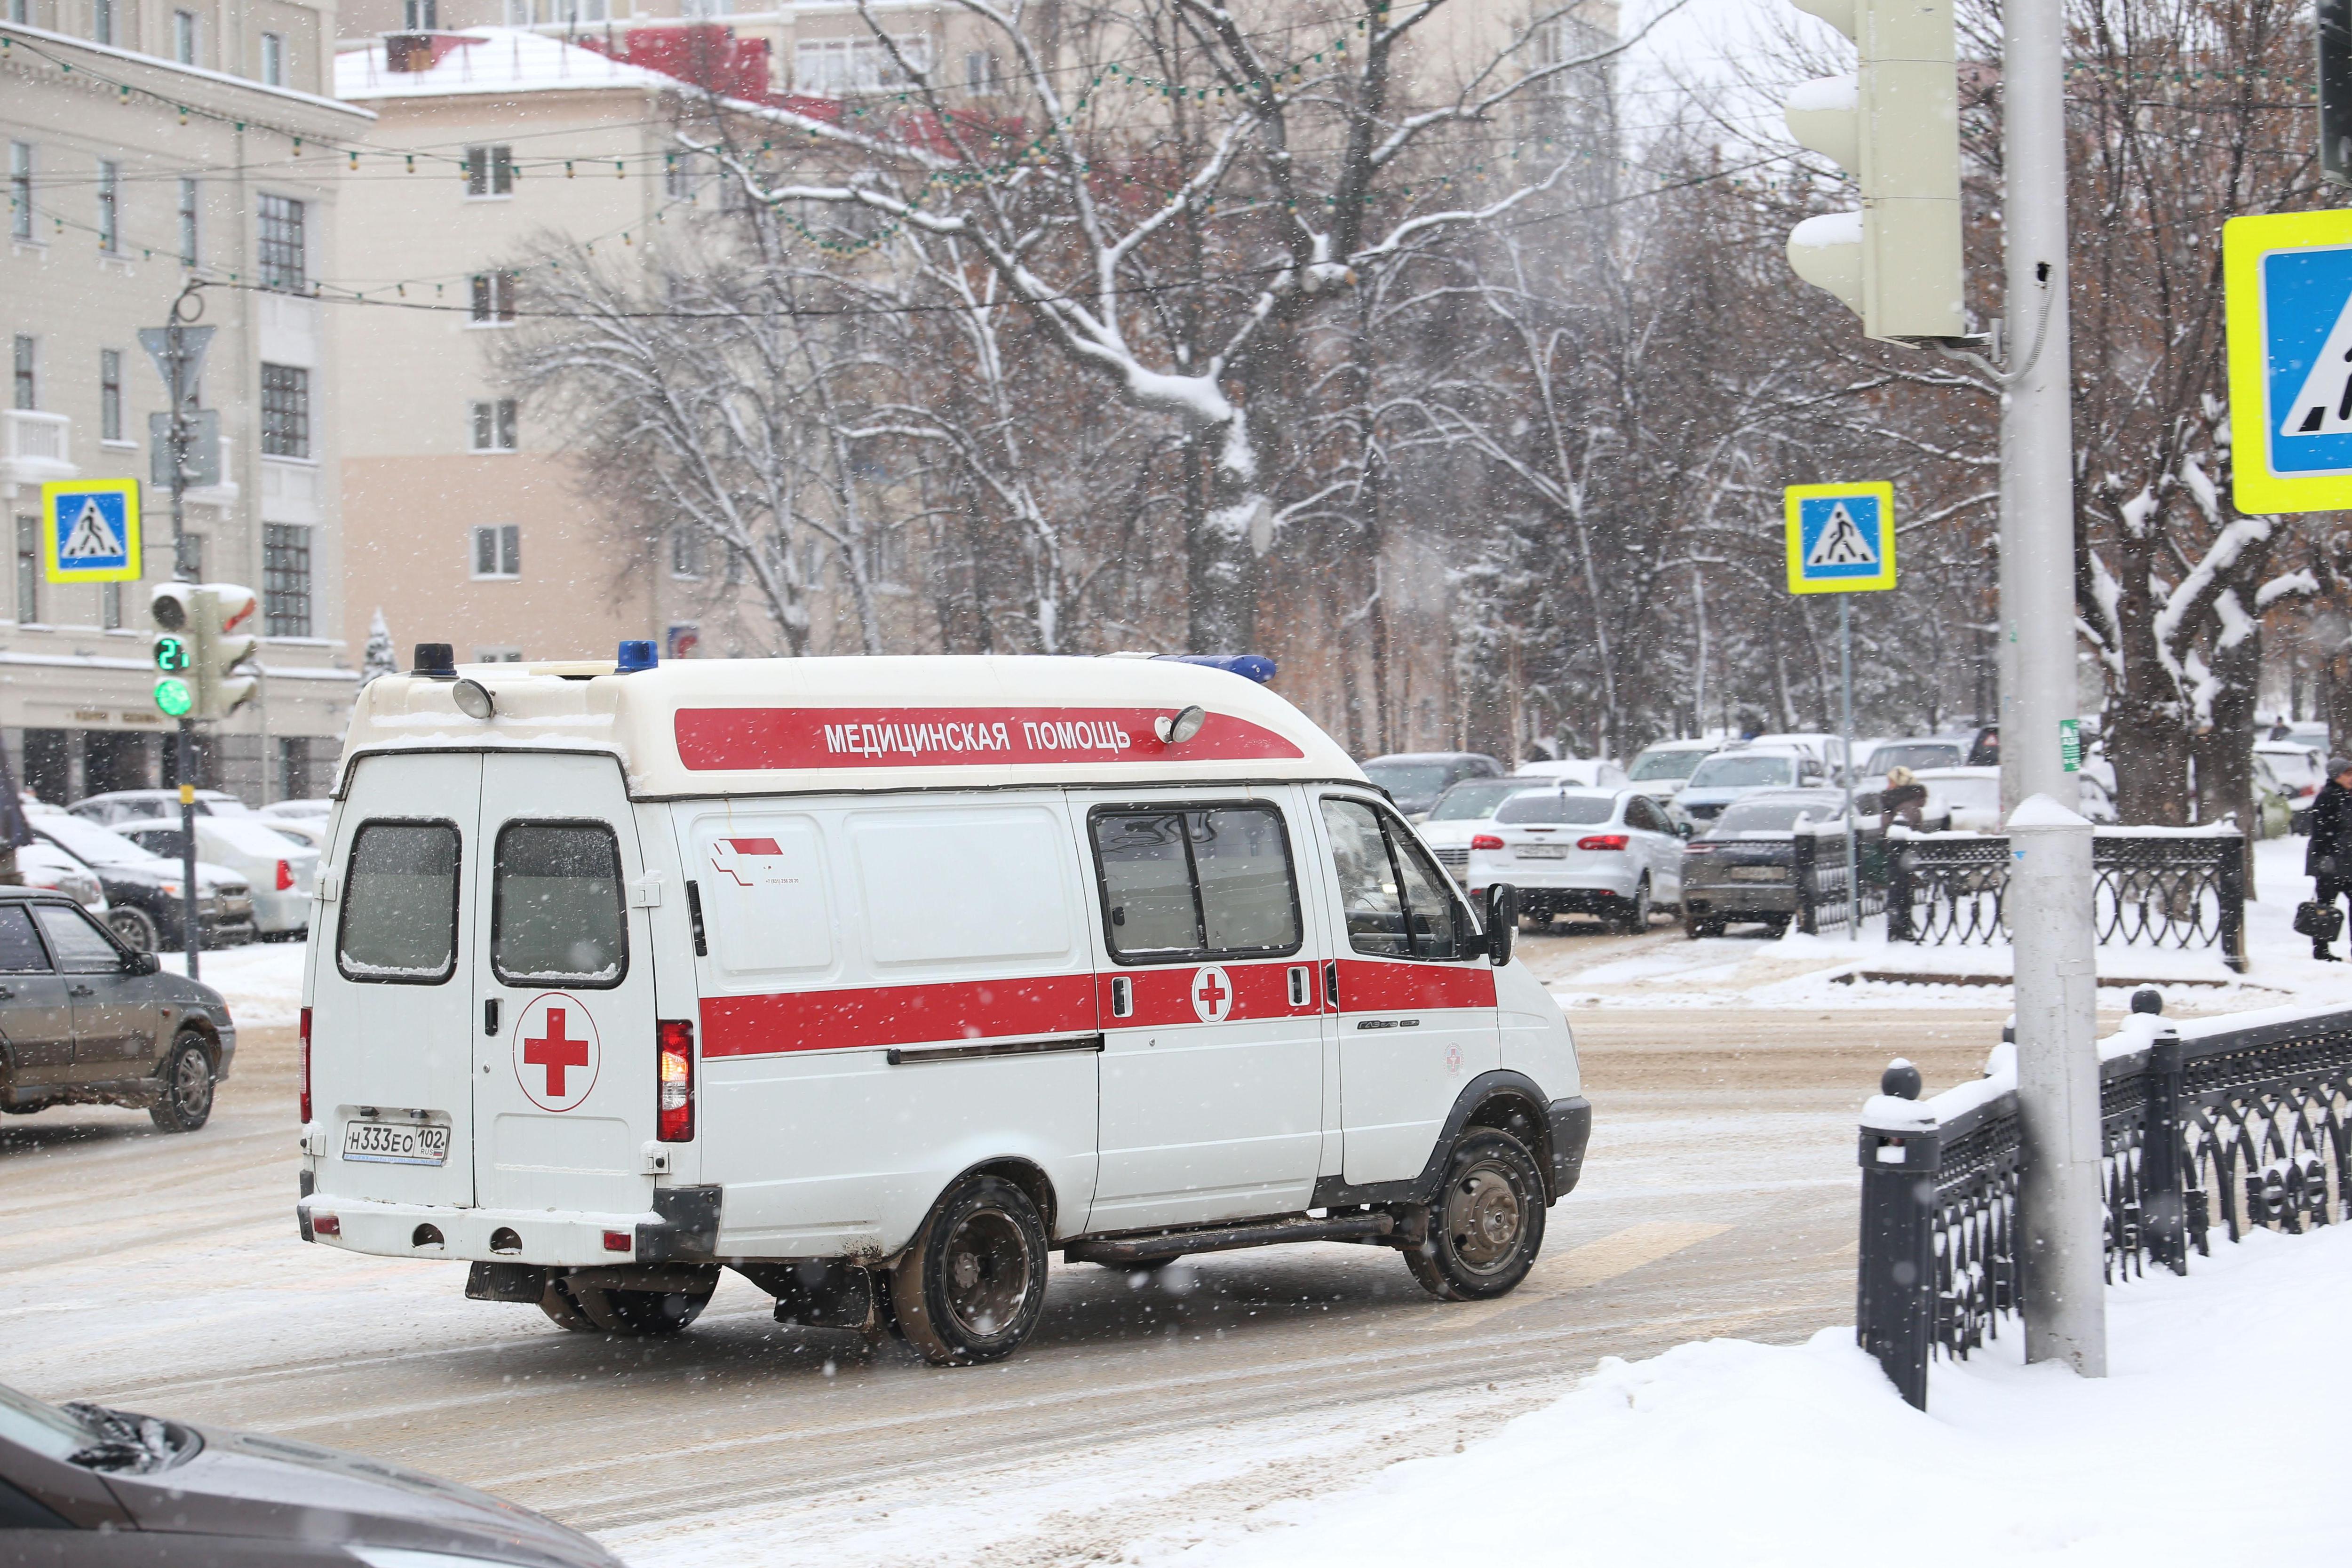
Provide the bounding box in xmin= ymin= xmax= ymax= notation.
xmin=36 ymin=478 xmax=142 ymax=583
xmin=1783 ymin=482 xmax=1895 ymax=595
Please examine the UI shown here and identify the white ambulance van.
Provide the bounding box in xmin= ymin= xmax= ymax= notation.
xmin=298 ymin=646 xmax=1589 ymax=1364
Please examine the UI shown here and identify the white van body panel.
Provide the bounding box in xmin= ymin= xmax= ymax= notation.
xmin=1495 ymin=960 xmax=1579 ymax=1098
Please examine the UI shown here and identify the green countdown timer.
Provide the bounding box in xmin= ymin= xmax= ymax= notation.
xmin=153 ymin=677 xmax=194 ymax=718
xmin=154 ymin=635 xmax=191 ymax=673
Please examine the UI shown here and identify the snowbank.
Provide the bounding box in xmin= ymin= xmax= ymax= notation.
xmin=160 ymin=939 xmax=307 ymax=1028
xmin=1148 ymin=1224 xmax=2352 ymax=1568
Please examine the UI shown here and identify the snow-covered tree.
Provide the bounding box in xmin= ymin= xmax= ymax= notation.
xmin=360 ymin=609 xmax=398 ymax=687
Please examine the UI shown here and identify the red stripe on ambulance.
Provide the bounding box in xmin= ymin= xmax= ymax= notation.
xmin=674 ymin=706 xmax=1305 ymax=771
xmin=1101 ymin=961 xmax=1320 ymax=1028
xmin=701 ymin=974 xmax=1099 ymax=1059
xmin=1334 ymin=960 xmax=1497 ymax=1013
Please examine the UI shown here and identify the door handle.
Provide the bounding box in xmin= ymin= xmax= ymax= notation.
xmin=1323 ymin=960 xmax=1339 ymax=1010
xmin=69 ymin=985 xmax=94 ymax=999
xmin=484 ymin=998 xmax=501 ymax=1036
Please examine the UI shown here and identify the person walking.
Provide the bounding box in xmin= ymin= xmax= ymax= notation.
xmin=2303 ymin=756 xmax=2352 ymax=960
xmin=1880 ymin=765 xmax=1928 ymax=831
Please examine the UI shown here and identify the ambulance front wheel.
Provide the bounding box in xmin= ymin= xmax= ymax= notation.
xmin=890 ymin=1175 xmax=1050 ymax=1366
xmin=1404 ymin=1130 xmax=1546 ymax=1302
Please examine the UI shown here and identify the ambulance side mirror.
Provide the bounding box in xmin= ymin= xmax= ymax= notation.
xmin=1481 ymin=884 xmax=1518 ymax=967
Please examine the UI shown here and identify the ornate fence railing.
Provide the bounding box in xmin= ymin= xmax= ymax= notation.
xmin=1884 ymin=827 xmax=2246 ymax=972
xmin=1791 ymin=824 xmax=1889 ymax=935
xmin=1855 ymin=1003 xmax=2352 ymax=1408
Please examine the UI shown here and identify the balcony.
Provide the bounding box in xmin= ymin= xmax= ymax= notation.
xmin=1 ymin=411 xmax=76 ymax=496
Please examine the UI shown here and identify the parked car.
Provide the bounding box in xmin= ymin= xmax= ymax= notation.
xmin=27 ymin=814 xmax=256 ymax=953
xmin=1674 ymin=746 xmax=1826 ymax=828
xmin=112 ymin=815 xmax=318 ymax=939
xmin=1416 ymin=776 xmax=1541 ymax=883
xmin=68 ymin=788 xmax=252 ymax=826
xmin=0 ymin=888 xmax=234 ymax=1130
xmin=1511 ymin=757 xmax=1632 ymax=788
xmin=1915 ymin=765 xmax=2003 ymax=833
xmin=1625 ymin=739 xmax=1721 ymax=801
xmin=2256 ymin=740 xmax=2325 ymax=805
xmin=2252 ymin=753 xmax=2296 ymax=838
xmin=1752 ymin=732 xmax=1850 ymax=780
xmin=262 ymin=815 xmax=328 ymax=853
xmin=0 ymin=1376 xmax=622 ymax=1567
xmin=1360 ymin=751 xmax=1505 ymax=817
xmin=15 ymin=842 xmax=106 ymax=913
xmin=259 ymin=797 xmax=334 ymax=821
xmin=1862 ymin=736 xmax=1970 ymax=776
xmin=1465 ymin=786 xmax=1683 ymax=932
xmin=1679 ymin=788 xmax=1862 ymax=939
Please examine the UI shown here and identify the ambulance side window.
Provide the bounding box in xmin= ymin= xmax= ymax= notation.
xmin=1321 ymin=798 xmax=1465 ymax=962
xmin=337 ymin=820 xmax=461 ymax=985
xmin=491 ymin=821 xmax=627 ymax=988
xmin=1090 ymin=804 xmax=1301 ymax=964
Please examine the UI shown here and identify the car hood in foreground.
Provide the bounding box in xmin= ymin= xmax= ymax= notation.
xmin=102 ymin=1425 xmax=623 ymax=1568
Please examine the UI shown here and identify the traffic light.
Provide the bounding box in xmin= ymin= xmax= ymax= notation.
xmin=2324 ymin=0 xmax=2352 ymax=186
xmin=1783 ymin=0 xmax=1965 ymax=342
xmin=150 ymin=582 xmax=260 ymax=721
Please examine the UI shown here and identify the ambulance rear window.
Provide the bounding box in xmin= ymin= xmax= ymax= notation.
xmin=1090 ymin=805 xmax=1300 ymax=964
xmin=492 ymin=821 xmax=627 ymax=988
xmin=338 ymin=821 xmax=460 ymax=984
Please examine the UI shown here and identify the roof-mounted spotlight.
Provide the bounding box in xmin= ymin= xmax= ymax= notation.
xmin=1155 ymin=705 xmax=1207 ymax=745
xmin=452 ymin=678 xmax=496 ymax=720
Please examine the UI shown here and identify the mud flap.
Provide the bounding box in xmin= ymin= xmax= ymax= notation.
xmin=466 ymin=1261 xmax=551 ymax=1303
xmin=735 ymin=1258 xmax=879 ymax=1332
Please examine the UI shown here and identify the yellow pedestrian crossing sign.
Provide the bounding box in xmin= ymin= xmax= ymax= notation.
xmin=38 ymin=478 xmax=143 ymax=584
xmin=2223 ymin=209 xmax=2352 ymax=513
xmin=1784 ymin=482 xmax=1895 ymax=594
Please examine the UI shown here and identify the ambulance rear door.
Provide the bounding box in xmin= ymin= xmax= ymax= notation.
xmin=471 ymin=753 xmax=659 ymax=1217
xmin=311 ymin=752 xmax=482 ymax=1209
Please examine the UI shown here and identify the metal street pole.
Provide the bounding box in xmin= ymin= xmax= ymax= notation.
xmin=1840 ymin=595 xmax=1858 ymax=936
xmin=166 ymin=284 xmax=201 ymax=984
xmin=2000 ymin=0 xmax=2103 ymax=1376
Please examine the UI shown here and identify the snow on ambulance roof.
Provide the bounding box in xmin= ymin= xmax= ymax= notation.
xmin=341 ymin=654 xmax=1365 ymax=798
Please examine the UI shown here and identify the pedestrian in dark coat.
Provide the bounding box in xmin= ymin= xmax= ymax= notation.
xmin=2305 ymin=757 xmax=2352 ymax=960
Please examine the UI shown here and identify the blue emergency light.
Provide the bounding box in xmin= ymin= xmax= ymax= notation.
xmin=616 ymin=639 xmax=659 ymax=674
xmin=1155 ymin=653 xmax=1277 ymax=684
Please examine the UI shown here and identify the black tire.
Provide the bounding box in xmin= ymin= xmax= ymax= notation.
xmin=568 ymin=1271 xmax=717 ymax=1335
xmin=147 ymin=1031 xmax=215 ymax=1133
xmin=538 ymin=1275 xmax=598 ymax=1332
xmin=1762 ymin=914 xmax=1793 ymax=938
xmin=1614 ymin=877 xmax=1653 ymax=935
xmin=1519 ymin=909 xmax=1554 ymax=935
xmin=890 ymin=1175 xmax=1050 ymax=1366
xmin=107 ymin=905 xmax=160 ymax=955
xmin=1683 ymin=913 xmax=1724 ymax=939
xmin=1404 ymin=1129 xmax=1547 ymax=1302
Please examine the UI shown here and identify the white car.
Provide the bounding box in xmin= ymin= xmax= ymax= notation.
xmin=69 ymin=788 xmax=253 ymax=826
xmin=1625 ymin=739 xmax=1721 ymax=802
xmin=1511 ymin=757 xmax=1630 ymax=788
xmin=1915 ymin=766 xmax=2003 ymax=833
xmin=261 ymin=798 xmax=335 ymax=822
xmin=1863 ymin=736 xmax=1971 ymax=776
xmin=15 ymin=841 xmax=105 ymax=912
xmin=114 ymin=815 xmax=319 ymax=938
xmin=2255 ymin=740 xmax=2325 ymax=805
xmin=263 ymin=817 xmax=328 ymax=853
xmin=1466 ymin=786 xmax=1683 ymax=933
xmin=1752 ymin=732 xmax=1850 ymax=780
xmin=1675 ymin=746 xmax=1827 ymax=828
xmin=1416 ymin=777 xmax=1543 ymax=883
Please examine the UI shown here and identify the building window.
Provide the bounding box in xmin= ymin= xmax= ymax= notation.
xmin=11 ymin=337 xmax=32 ymax=411
xmin=173 ymin=10 xmax=198 ymax=64
xmin=678 ymin=0 xmax=730 ymax=19
xmin=469 ymin=398 xmax=517 ymax=452
xmin=99 ymin=349 xmax=122 ymax=441
xmin=177 ymin=177 xmax=199 ymax=265
xmin=403 ymin=0 xmax=439 ymax=27
xmin=8 ymin=144 xmax=29 ymax=243
xmin=258 ymin=195 xmax=306 ymax=291
xmin=278 ymin=736 xmax=314 ymax=800
xmin=260 ymin=364 xmax=311 ymax=458
xmin=471 ymin=524 xmax=520 ymax=579
xmin=474 ymin=646 xmax=523 ymax=662
xmin=263 ymin=523 xmax=312 ymax=636
xmin=502 ymin=0 xmax=530 ymax=22
xmin=465 ymin=145 xmax=514 ymax=199
xmin=671 ymin=529 xmax=702 ymax=579
xmin=101 ymin=581 xmax=122 ymax=629
xmin=96 ymin=161 xmax=119 ymax=253
xmin=469 ymin=271 xmax=517 ymax=324
xmin=796 ymin=35 xmax=931 ymax=95
xmin=964 ymin=50 xmax=1003 ymax=95
xmin=15 ymin=516 xmax=37 ymax=624
xmin=260 ymin=32 xmax=285 ymax=85
xmin=664 ymin=153 xmax=697 ymax=200
xmin=91 ymin=0 xmax=112 ymax=45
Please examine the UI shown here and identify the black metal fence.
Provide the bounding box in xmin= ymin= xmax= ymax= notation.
xmin=1856 ymin=1005 xmax=2352 ymax=1408
xmin=1792 ymin=825 xmax=1888 ymax=935
xmin=1885 ymin=829 xmax=2247 ymax=972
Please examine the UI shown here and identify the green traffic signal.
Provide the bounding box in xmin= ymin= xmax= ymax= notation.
xmin=154 ymin=634 xmax=191 ymax=673
xmin=153 ymin=677 xmax=194 ymax=718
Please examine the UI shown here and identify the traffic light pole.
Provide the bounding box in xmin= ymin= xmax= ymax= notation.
xmin=1999 ymin=0 xmax=2102 ymax=1377
xmin=165 ymin=283 xmax=201 ymax=984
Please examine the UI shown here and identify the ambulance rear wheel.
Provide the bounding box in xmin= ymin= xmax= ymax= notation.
xmin=538 ymin=1275 xmax=598 ymax=1333
xmin=1405 ymin=1130 xmax=1545 ymax=1303
xmin=891 ymin=1176 xmax=1049 ymax=1366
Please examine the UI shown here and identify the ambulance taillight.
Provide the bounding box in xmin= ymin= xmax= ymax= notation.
xmin=299 ymin=1006 xmax=312 ymax=1124
xmin=657 ymin=1020 xmax=695 ymax=1142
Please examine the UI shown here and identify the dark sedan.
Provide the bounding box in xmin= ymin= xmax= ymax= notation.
xmin=1680 ymin=789 xmax=1875 ymax=938
xmin=0 ymin=889 xmax=235 ymax=1131
xmin=0 ymin=1380 xmax=622 ymax=1567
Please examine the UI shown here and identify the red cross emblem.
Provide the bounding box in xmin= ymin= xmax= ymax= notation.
xmin=1191 ymin=963 xmax=1234 ymax=1024
xmin=512 ymin=994 xmax=601 ymax=1112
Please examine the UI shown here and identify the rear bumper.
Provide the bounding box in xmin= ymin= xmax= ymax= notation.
xmin=298 ymin=1187 xmax=721 ymax=1268
xmin=1683 ymin=884 xmax=1797 ymax=915
xmin=1470 ymin=866 xmax=1639 ymax=899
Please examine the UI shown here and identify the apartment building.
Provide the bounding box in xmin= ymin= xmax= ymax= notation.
xmin=333 ymin=29 xmax=704 ymax=664
xmin=2 ymin=0 xmax=366 ymax=804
